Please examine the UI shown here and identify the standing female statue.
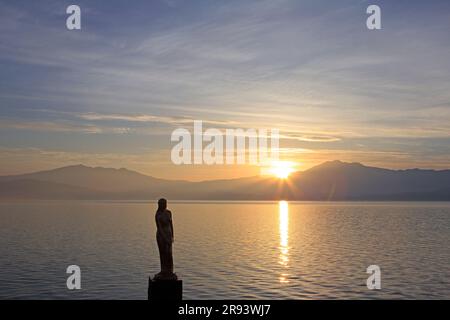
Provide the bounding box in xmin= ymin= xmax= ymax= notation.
xmin=154 ymin=198 xmax=177 ymax=280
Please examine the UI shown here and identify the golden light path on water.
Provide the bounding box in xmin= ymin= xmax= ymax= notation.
xmin=278 ymin=200 xmax=290 ymax=283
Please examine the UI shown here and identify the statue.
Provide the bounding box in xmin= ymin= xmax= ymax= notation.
xmin=154 ymin=198 xmax=177 ymax=280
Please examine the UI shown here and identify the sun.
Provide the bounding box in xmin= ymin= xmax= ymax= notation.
xmin=268 ymin=161 xmax=295 ymax=179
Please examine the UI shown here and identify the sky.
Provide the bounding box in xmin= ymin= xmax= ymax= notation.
xmin=0 ymin=0 xmax=449 ymax=180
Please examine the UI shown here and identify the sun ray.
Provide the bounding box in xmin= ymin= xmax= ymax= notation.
xmin=268 ymin=161 xmax=296 ymax=179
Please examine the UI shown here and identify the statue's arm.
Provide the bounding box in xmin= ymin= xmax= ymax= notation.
xmin=155 ymin=215 xmax=162 ymax=235
xmin=169 ymin=211 xmax=174 ymax=243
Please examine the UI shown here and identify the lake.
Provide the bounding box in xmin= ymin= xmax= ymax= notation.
xmin=0 ymin=201 xmax=449 ymax=299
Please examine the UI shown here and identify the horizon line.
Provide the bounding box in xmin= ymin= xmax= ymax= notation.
xmin=2 ymin=160 xmax=450 ymax=183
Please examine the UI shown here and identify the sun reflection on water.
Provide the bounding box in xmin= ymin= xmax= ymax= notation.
xmin=279 ymin=200 xmax=290 ymax=283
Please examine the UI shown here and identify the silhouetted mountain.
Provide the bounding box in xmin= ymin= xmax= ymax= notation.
xmin=289 ymin=160 xmax=450 ymax=200
xmin=1 ymin=161 xmax=449 ymax=200
xmin=0 ymin=164 xmax=188 ymax=193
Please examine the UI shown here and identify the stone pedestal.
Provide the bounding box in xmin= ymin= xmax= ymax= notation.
xmin=148 ymin=277 xmax=183 ymax=300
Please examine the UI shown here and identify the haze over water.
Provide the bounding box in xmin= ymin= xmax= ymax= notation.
xmin=0 ymin=201 xmax=449 ymax=299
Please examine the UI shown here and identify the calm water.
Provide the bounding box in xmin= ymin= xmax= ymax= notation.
xmin=0 ymin=201 xmax=449 ymax=299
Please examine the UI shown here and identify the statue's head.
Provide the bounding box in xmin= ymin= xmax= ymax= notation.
xmin=157 ymin=198 xmax=167 ymax=212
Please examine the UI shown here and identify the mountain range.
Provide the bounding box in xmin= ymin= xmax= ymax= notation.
xmin=1 ymin=161 xmax=449 ymax=200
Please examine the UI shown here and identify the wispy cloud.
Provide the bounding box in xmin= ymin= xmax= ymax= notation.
xmin=0 ymin=119 xmax=103 ymax=134
xmin=77 ymin=112 xmax=238 ymax=127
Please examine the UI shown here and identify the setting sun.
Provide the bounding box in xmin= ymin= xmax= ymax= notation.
xmin=269 ymin=161 xmax=296 ymax=179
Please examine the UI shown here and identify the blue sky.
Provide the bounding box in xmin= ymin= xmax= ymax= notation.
xmin=0 ymin=0 xmax=449 ymax=179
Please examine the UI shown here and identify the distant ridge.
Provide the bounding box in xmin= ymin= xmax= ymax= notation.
xmin=1 ymin=161 xmax=449 ymax=200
